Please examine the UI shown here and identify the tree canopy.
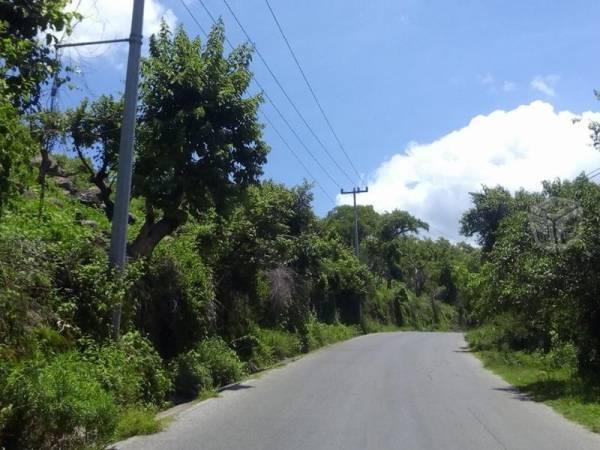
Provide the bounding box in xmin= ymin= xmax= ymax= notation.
xmin=130 ymin=23 xmax=269 ymax=258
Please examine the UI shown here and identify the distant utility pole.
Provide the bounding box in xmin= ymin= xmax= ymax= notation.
xmin=340 ymin=186 xmax=369 ymax=258
xmin=108 ymin=0 xmax=145 ymax=340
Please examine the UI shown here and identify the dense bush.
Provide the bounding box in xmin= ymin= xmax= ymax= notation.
xmin=302 ymin=314 xmax=360 ymax=352
xmin=1 ymin=352 xmax=118 ymax=449
xmin=466 ymin=313 xmax=534 ymax=352
xmin=171 ymin=351 xmax=213 ymax=400
xmin=114 ymin=407 xmax=163 ymax=440
xmin=255 ymin=328 xmax=302 ymax=362
xmin=84 ymin=332 xmax=171 ymax=407
xmin=135 ymin=231 xmax=216 ymax=358
xmin=194 ymin=338 xmax=246 ymax=387
xmin=460 ymin=177 xmax=600 ymax=375
xmin=232 ymin=328 xmax=303 ymax=370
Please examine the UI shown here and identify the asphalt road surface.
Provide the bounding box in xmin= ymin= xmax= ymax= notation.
xmin=115 ymin=332 xmax=600 ymax=450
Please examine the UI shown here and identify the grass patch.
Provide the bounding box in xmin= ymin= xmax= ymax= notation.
xmin=466 ymin=334 xmax=600 ymax=433
xmin=114 ymin=407 xmax=168 ymax=440
xmin=304 ymin=318 xmax=361 ymax=352
xmin=197 ymin=389 xmax=219 ymax=401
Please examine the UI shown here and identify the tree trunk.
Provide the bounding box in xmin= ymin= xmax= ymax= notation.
xmin=91 ymin=172 xmax=115 ymax=220
xmin=128 ymin=212 xmax=186 ymax=259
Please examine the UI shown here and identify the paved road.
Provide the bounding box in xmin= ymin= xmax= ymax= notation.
xmin=115 ymin=332 xmax=600 ymax=450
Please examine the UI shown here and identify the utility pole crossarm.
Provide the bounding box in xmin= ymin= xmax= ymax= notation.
xmin=340 ymin=187 xmax=369 ymax=195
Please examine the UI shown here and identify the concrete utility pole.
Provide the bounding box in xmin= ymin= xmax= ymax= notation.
xmin=341 ymin=186 xmax=368 ymax=324
xmin=109 ymin=0 xmax=145 ymax=339
xmin=340 ymin=187 xmax=369 ymax=258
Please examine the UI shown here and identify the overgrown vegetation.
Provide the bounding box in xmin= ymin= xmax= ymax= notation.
xmin=5 ymin=0 xmax=600 ymax=446
xmin=0 ymin=6 xmax=472 ymax=448
xmin=461 ymin=175 xmax=600 ymax=431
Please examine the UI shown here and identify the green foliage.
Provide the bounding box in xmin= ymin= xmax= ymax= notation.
xmin=462 ymin=177 xmax=600 ymax=376
xmin=0 ymin=233 xmax=57 ymax=357
xmin=129 ymin=23 xmax=269 ymax=259
xmin=466 ymin=314 xmax=536 ymax=352
xmin=134 ymin=231 xmax=216 ymax=358
xmin=114 ymin=407 xmax=165 ymax=440
xmin=460 ymin=185 xmax=515 ymax=252
xmin=0 ymin=0 xmax=79 ymax=110
xmin=68 ymin=252 xmax=144 ymax=341
xmin=197 ymin=181 xmax=316 ymax=338
xmin=66 ymin=95 xmax=124 ymax=218
xmin=194 ymin=338 xmax=246 ymax=387
xmin=84 ymin=332 xmax=171 ymax=407
xmin=235 ymin=328 xmax=302 ymax=369
xmin=0 ymin=87 xmax=35 ymax=211
xmin=324 ymin=205 xmax=380 ymax=248
xmin=302 ymin=314 xmax=360 ymax=352
xmin=171 ymin=352 xmax=213 ymax=400
xmin=2 ymin=352 xmax=118 ymax=449
xmin=255 ymin=328 xmax=302 ymax=362
xmin=116 ymin=332 xmax=172 ymax=406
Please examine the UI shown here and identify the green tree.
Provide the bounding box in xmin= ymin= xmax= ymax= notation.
xmin=379 ymin=210 xmax=429 ymax=241
xmin=197 ymin=181 xmax=315 ymax=337
xmin=324 ymin=205 xmax=380 ymax=248
xmin=460 ymin=185 xmax=514 ymax=252
xmin=0 ymin=0 xmax=78 ymax=111
xmin=130 ymin=23 xmax=268 ymax=258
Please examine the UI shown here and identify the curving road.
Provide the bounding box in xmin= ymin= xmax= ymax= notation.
xmin=115 ymin=332 xmax=600 ymax=450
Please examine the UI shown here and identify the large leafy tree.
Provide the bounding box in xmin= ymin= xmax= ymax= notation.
xmin=324 ymin=205 xmax=380 ymax=248
xmin=129 ymin=23 xmax=269 ymax=258
xmin=0 ymin=0 xmax=78 ymax=111
xmin=379 ymin=210 xmax=429 ymax=240
xmin=460 ymin=186 xmax=514 ymax=252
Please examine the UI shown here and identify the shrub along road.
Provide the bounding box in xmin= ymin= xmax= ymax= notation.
xmin=115 ymin=332 xmax=600 ymax=450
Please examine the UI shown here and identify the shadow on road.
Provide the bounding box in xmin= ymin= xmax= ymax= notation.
xmin=219 ymin=383 xmax=254 ymax=392
xmin=453 ymin=345 xmax=473 ymax=353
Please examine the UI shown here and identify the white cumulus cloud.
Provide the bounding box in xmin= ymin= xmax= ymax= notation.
xmin=530 ymin=75 xmax=559 ymax=97
xmin=339 ymin=101 xmax=600 ymax=241
xmin=63 ymin=0 xmax=177 ymax=62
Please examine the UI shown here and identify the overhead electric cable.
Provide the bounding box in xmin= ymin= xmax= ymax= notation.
xmin=188 ymin=0 xmax=342 ymax=190
xmin=263 ymin=0 xmax=363 ymax=185
xmin=219 ymin=0 xmax=355 ymax=186
xmin=180 ymin=0 xmax=209 ymax=38
xmin=260 ymin=110 xmax=336 ymax=204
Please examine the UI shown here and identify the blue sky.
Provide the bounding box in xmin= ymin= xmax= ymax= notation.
xmin=60 ymin=0 xmax=600 ymax=238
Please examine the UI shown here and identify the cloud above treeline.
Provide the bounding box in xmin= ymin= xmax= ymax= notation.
xmin=339 ymin=101 xmax=600 ymax=241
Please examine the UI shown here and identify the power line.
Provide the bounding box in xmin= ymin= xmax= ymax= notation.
xmin=219 ymin=0 xmax=356 ymax=186
xmin=186 ymin=0 xmax=342 ymax=190
xmin=180 ymin=0 xmax=209 ymax=38
xmin=263 ymin=0 xmax=363 ymax=185
xmin=259 ymin=84 xmax=342 ymax=189
xmin=260 ymin=110 xmax=336 ymax=204
xmin=585 ymin=167 xmax=600 ymax=179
